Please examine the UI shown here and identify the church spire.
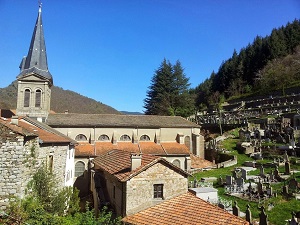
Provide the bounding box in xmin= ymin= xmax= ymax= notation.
xmin=17 ymin=3 xmax=53 ymax=85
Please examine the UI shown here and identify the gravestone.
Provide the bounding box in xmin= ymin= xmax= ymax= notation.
xmin=259 ymin=206 xmax=268 ymax=225
xmin=245 ymin=204 xmax=252 ymax=224
xmin=284 ymin=150 xmax=289 ymax=162
xmin=289 ymin=212 xmax=299 ymax=225
xmin=260 ymin=165 xmax=265 ymax=177
xmin=241 ymin=168 xmax=247 ymax=180
xmin=226 ymin=175 xmax=233 ymax=185
xmin=266 ymin=183 xmax=272 ymax=196
xmin=232 ymin=170 xmax=238 ymax=179
xmin=283 ymin=185 xmax=289 ymax=195
xmin=257 ymin=179 xmax=263 ymax=195
xmin=285 ymin=161 xmax=291 ymax=175
xmin=269 ymin=170 xmax=274 ymax=181
xmin=236 ymin=177 xmax=244 ymax=187
xmin=232 ymin=201 xmax=240 ymax=217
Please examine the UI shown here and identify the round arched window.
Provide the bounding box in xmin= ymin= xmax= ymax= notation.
xmin=75 ymin=134 xmax=87 ymax=141
xmin=75 ymin=161 xmax=85 ymax=177
xmin=172 ymin=159 xmax=181 ymax=168
xmin=140 ymin=135 xmax=150 ymax=141
xmin=98 ymin=134 xmax=110 ymax=141
xmin=120 ymin=134 xmax=131 ymax=141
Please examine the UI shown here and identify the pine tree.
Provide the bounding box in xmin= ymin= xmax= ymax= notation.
xmin=144 ymin=59 xmax=193 ymax=117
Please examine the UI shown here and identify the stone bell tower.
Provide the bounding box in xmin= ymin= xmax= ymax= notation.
xmin=16 ymin=4 xmax=53 ymax=121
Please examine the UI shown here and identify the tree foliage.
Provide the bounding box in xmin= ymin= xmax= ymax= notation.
xmin=2 ymin=164 xmax=120 ymax=225
xmin=144 ymin=59 xmax=194 ymax=117
xmin=195 ymin=19 xmax=300 ymax=108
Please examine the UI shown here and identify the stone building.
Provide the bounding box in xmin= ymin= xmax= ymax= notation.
xmin=91 ymin=149 xmax=248 ymax=224
xmin=0 ymin=116 xmax=75 ymax=210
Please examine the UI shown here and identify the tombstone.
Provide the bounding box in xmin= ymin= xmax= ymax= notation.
xmin=218 ymin=202 xmax=225 ymax=210
xmin=269 ymin=170 xmax=274 ymax=181
xmin=226 ymin=175 xmax=233 ymax=185
xmin=284 ymin=150 xmax=289 ymax=162
xmin=218 ymin=175 xmax=223 ymax=186
xmin=283 ymin=185 xmax=289 ymax=195
xmin=236 ymin=177 xmax=244 ymax=187
xmin=260 ymin=165 xmax=265 ymax=177
xmin=257 ymin=179 xmax=263 ymax=195
xmin=246 ymin=204 xmax=252 ymax=224
xmin=274 ymin=165 xmax=280 ymax=179
xmin=285 ymin=161 xmax=291 ymax=175
xmin=288 ymin=178 xmax=298 ymax=193
xmin=266 ymin=183 xmax=272 ymax=196
xmin=241 ymin=168 xmax=247 ymax=180
xmin=259 ymin=206 xmax=268 ymax=225
xmin=232 ymin=170 xmax=238 ymax=179
xmin=232 ymin=201 xmax=240 ymax=217
xmin=290 ymin=212 xmax=299 ymax=225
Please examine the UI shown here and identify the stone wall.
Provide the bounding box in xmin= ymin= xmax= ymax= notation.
xmin=126 ymin=162 xmax=188 ymax=215
xmin=0 ymin=123 xmax=69 ymax=210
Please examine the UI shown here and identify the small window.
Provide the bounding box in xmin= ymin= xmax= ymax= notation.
xmin=120 ymin=134 xmax=131 ymax=141
xmin=98 ymin=134 xmax=110 ymax=141
xmin=24 ymin=89 xmax=30 ymax=107
xmin=48 ymin=155 xmax=53 ymax=172
xmin=75 ymin=134 xmax=87 ymax=141
xmin=140 ymin=135 xmax=150 ymax=141
xmin=35 ymin=89 xmax=41 ymax=107
xmin=75 ymin=161 xmax=85 ymax=177
xmin=153 ymin=184 xmax=163 ymax=199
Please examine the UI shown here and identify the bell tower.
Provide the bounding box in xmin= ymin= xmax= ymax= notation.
xmin=16 ymin=4 xmax=53 ymax=121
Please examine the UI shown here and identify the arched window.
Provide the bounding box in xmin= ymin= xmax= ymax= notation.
xmin=140 ymin=135 xmax=150 ymax=141
xmin=24 ymin=89 xmax=30 ymax=107
xmin=75 ymin=134 xmax=87 ymax=141
xmin=172 ymin=159 xmax=181 ymax=168
xmin=75 ymin=161 xmax=85 ymax=177
xmin=35 ymin=89 xmax=41 ymax=107
xmin=98 ymin=134 xmax=110 ymax=141
xmin=120 ymin=134 xmax=131 ymax=141
xmin=184 ymin=136 xmax=190 ymax=149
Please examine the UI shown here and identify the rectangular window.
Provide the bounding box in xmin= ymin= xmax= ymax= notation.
xmin=153 ymin=184 xmax=163 ymax=199
xmin=24 ymin=90 xmax=30 ymax=107
xmin=35 ymin=90 xmax=41 ymax=107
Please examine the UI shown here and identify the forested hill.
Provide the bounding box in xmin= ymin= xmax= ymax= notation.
xmin=0 ymin=81 xmax=121 ymax=114
xmin=195 ymin=19 xmax=300 ymax=108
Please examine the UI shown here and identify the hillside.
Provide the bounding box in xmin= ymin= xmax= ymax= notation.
xmin=0 ymin=81 xmax=121 ymax=114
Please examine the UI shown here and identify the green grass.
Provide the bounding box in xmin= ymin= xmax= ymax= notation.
xmin=191 ymin=134 xmax=300 ymax=225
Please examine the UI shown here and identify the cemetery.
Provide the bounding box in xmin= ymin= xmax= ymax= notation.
xmin=192 ymin=115 xmax=300 ymax=225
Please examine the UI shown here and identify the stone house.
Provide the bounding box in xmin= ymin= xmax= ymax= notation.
xmin=91 ymin=149 xmax=189 ymax=217
xmin=0 ymin=116 xmax=75 ymax=210
xmin=90 ymin=150 xmax=248 ymax=224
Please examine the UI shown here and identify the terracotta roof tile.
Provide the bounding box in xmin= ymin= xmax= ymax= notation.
xmin=93 ymin=150 xmax=189 ymax=182
xmin=0 ymin=117 xmax=73 ymax=144
xmin=123 ymin=192 xmax=249 ymax=225
xmin=139 ymin=142 xmax=165 ymax=155
xmin=161 ymin=142 xmax=190 ymax=155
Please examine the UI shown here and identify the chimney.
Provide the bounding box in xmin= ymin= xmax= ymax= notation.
xmin=11 ymin=116 xmax=19 ymax=126
xmin=131 ymin=154 xmax=142 ymax=171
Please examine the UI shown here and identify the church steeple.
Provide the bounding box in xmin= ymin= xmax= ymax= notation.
xmin=17 ymin=4 xmax=53 ymax=85
xmin=16 ymin=4 xmax=52 ymax=121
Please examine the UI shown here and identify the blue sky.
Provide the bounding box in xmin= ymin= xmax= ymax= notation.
xmin=0 ymin=0 xmax=299 ymax=113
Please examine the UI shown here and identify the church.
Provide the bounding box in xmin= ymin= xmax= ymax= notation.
xmin=1 ymin=4 xmax=211 ymax=208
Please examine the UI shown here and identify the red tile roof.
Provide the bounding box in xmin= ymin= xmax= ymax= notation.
xmin=0 ymin=116 xmax=74 ymax=144
xmin=75 ymin=141 xmax=191 ymax=157
xmin=93 ymin=150 xmax=189 ymax=182
xmin=161 ymin=142 xmax=190 ymax=155
xmin=123 ymin=192 xmax=249 ymax=225
xmin=190 ymin=154 xmax=214 ymax=169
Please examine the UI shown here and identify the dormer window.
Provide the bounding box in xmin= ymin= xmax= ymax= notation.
xmin=120 ymin=134 xmax=131 ymax=141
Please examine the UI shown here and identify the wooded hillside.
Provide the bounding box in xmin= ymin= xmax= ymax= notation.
xmin=0 ymin=81 xmax=121 ymax=114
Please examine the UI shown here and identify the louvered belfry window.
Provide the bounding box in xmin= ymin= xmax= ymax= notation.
xmin=35 ymin=90 xmax=41 ymax=107
xmin=24 ymin=89 xmax=30 ymax=107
